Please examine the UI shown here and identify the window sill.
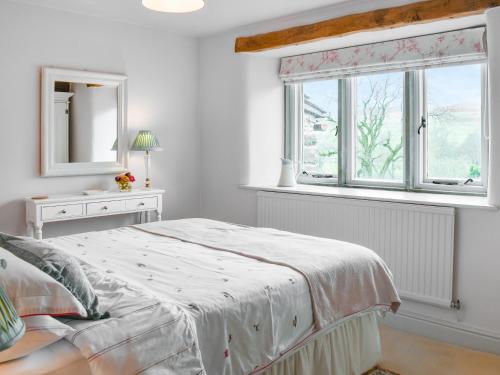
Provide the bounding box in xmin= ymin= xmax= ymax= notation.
xmin=240 ymin=184 xmax=496 ymax=210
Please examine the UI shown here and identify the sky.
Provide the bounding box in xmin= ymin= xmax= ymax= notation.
xmin=303 ymin=63 xmax=483 ymax=115
xmin=427 ymin=64 xmax=482 ymax=109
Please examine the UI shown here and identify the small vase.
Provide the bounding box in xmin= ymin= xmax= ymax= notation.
xmin=117 ymin=182 xmax=132 ymax=192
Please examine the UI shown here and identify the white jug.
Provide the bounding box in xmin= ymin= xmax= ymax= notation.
xmin=278 ymin=158 xmax=297 ymax=187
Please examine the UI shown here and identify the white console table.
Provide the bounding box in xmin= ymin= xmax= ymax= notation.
xmin=26 ymin=189 xmax=164 ymax=239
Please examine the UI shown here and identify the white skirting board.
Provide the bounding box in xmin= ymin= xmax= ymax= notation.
xmin=257 ymin=191 xmax=455 ymax=309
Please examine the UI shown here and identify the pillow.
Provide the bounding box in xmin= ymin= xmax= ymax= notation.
xmin=0 ymin=233 xmax=109 ymax=320
xmin=0 ymin=247 xmax=87 ymax=318
xmin=0 ymin=315 xmax=75 ymax=363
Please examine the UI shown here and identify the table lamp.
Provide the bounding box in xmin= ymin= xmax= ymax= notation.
xmin=0 ymin=259 xmax=25 ymax=351
xmin=131 ymin=130 xmax=162 ymax=189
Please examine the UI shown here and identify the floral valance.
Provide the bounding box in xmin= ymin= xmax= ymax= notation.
xmin=279 ymin=27 xmax=487 ymax=82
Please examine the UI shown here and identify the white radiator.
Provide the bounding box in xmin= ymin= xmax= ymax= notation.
xmin=257 ymin=191 xmax=456 ymax=308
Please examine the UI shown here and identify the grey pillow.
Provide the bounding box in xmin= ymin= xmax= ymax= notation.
xmin=0 ymin=233 xmax=109 ymax=320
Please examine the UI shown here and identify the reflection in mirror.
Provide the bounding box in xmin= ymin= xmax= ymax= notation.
xmin=53 ymin=81 xmax=118 ymax=164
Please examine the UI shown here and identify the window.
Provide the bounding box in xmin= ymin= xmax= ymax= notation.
xmin=418 ymin=64 xmax=486 ymax=191
xmin=287 ymin=62 xmax=488 ymax=194
xmin=352 ymin=72 xmax=405 ymax=185
xmin=300 ymin=79 xmax=339 ymax=182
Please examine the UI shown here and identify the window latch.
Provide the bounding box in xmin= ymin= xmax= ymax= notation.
xmin=432 ymin=180 xmax=458 ymax=186
xmin=432 ymin=179 xmax=474 ymax=186
xmin=464 ymin=178 xmax=474 ymax=185
xmin=417 ymin=117 xmax=427 ymax=135
xmin=312 ymin=174 xmax=334 ymax=178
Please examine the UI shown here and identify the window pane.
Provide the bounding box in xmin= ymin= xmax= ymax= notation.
xmin=302 ymin=80 xmax=339 ymax=177
xmin=425 ymin=64 xmax=483 ymax=181
xmin=354 ymin=72 xmax=405 ymax=182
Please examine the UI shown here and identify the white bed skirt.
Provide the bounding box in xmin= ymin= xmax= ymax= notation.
xmin=259 ymin=311 xmax=381 ymax=375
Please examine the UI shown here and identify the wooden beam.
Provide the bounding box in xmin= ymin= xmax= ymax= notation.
xmin=235 ymin=0 xmax=499 ymax=53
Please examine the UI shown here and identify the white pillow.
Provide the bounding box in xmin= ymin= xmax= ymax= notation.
xmin=0 ymin=247 xmax=87 ymax=318
xmin=0 ymin=315 xmax=75 ymax=363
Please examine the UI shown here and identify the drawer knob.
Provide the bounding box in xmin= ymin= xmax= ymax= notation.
xmin=139 ymin=202 xmax=145 ymax=206
xmin=60 ymin=209 xmax=67 ymax=214
xmin=103 ymin=206 xmax=108 ymax=210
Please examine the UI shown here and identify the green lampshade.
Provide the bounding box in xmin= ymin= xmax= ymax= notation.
xmin=130 ymin=131 xmax=162 ymax=152
xmin=0 ymin=260 xmax=25 ymax=352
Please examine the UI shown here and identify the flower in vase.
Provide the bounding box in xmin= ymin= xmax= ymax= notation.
xmin=115 ymin=172 xmax=136 ymax=191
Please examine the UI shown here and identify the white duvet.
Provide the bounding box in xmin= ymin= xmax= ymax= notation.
xmin=48 ymin=218 xmax=400 ymax=375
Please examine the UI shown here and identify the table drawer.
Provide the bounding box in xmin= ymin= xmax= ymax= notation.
xmin=42 ymin=204 xmax=84 ymax=221
xmin=125 ymin=197 xmax=158 ymax=211
xmin=87 ymin=200 xmax=126 ymax=216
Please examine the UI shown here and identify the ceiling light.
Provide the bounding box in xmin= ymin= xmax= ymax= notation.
xmin=142 ymin=0 xmax=205 ymax=13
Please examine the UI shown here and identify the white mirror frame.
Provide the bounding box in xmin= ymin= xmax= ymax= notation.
xmin=41 ymin=67 xmax=128 ymax=177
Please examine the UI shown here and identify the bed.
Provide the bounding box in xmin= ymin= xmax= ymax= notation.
xmin=0 ymin=218 xmax=400 ymax=375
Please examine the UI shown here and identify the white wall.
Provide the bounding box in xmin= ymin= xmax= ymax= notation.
xmin=199 ymin=32 xmax=283 ymax=225
xmin=0 ymin=1 xmax=201 ymax=237
xmin=199 ymin=4 xmax=500 ymax=354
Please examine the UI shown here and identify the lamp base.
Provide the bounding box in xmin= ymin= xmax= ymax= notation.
xmin=144 ymin=151 xmax=152 ymax=189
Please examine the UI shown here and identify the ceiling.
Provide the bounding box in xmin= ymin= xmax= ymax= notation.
xmin=9 ymin=0 xmax=349 ymax=36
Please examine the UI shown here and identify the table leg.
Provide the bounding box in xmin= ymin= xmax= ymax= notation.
xmin=34 ymin=224 xmax=43 ymax=240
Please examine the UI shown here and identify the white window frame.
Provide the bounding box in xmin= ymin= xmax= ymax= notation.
xmin=285 ymin=61 xmax=489 ymax=196
xmin=413 ymin=64 xmax=489 ymax=194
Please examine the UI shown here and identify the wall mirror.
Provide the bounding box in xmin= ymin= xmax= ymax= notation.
xmin=41 ymin=67 xmax=128 ymax=176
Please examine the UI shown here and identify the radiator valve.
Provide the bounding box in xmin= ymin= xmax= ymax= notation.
xmin=450 ymin=299 xmax=461 ymax=310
